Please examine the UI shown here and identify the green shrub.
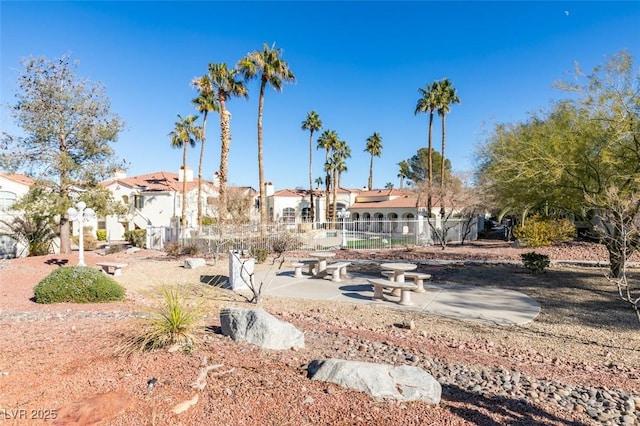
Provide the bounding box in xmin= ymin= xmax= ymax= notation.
xmin=34 ymin=266 xmax=126 ymax=303
xmin=115 ymin=285 xmax=203 ymax=354
xmin=124 ymin=229 xmax=146 ymax=248
xmin=201 ymin=216 xmax=217 ymax=226
xmin=251 ymin=248 xmax=269 ymax=263
xmin=513 ymin=217 xmax=576 ymax=247
xmin=96 ymin=229 xmax=107 ymax=241
xmin=521 ymin=252 xmax=551 ymax=273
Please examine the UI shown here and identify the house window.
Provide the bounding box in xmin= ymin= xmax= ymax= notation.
xmin=282 ymin=207 xmax=295 ymax=223
xmin=301 ymin=207 xmax=310 ymax=222
xmin=0 ymin=191 xmax=17 ymax=212
xmin=133 ymin=195 xmax=144 ymax=209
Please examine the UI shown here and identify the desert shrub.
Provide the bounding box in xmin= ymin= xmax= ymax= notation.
xmin=124 ymin=229 xmax=146 ymax=248
xmin=251 ymin=247 xmax=269 ymax=263
xmin=164 ymin=242 xmax=199 ymax=257
xmin=71 ymin=232 xmax=97 ymax=251
xmin=513 ymin=216 xmax=576 ymax=247
xmin=271 ymin=232 xmax=301 ymax=255
xmin=0 ymin=214 xmax=57 ymax=256
xmin=182 ymin=244 xmax=199 ymax=256
xmin=34 ymin=266 xmax=125 ymax=303
xmin=164 ymin=242 xmax=182 ymax=257
xmin=521 ymin=252 xmax=551 ymax=273
xmin=115 ymin=285 xmax=203 ymax=354
xmin=105 ymin=245 xmax=124 ymax=255
xmin=96 ymin=229 xmax=107 ymax=241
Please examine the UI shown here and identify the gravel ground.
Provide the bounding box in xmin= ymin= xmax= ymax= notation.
xmin=0 ymin=241 xmax=639 ymax=425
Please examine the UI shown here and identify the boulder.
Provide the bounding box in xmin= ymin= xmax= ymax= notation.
xmin=184 ymin=257 xmax=206 ymax=269
xmin=220 ymin=307 xmax=305 ymax=350
xmin=307 ymin=358 xmax=441 ymax=404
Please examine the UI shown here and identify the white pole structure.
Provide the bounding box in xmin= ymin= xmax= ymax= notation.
xmin=67 ymin=201 xmax=96 ymax=267
xmin=338 ymin=207 xmax=351 ymax=249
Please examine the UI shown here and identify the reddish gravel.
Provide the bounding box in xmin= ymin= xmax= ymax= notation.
xmin=0 ymin=241 xmax=638 ymax=425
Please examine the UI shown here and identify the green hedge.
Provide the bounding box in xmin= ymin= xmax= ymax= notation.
xmin=34 ymin=266 xmax=126 ymax=304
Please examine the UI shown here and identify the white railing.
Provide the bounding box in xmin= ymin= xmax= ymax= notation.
xmin=144 ymin=217 xmax=479 ymax=253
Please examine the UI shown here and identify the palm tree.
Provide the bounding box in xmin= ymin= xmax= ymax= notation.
xmin=385 ymin=182 xmax=394 ymax=190
xmin=317 ymin=129 xmax=339 ymax=221
xmin=330 ymin=139 xmax=351 ymax=223
xmin=314 ymin=176 xmax=323 ymax=189
xmin=415 ymin=81 xmax=439 ymax=217
xmin=364 ymin=132 xmax=383 ymax=190
xmin=191 ymin=75 xmax=219 ymax=228
xmin=397 ymin=160 xmax=410 ymax=188
xmin=435 ymin=78 xmax=460 ymax=218
xmin=237 ymin=42 xmax=295 ymax=224
xmin=168 ymin=114 xmax=203 ymax=228
xmin=301 ymin=111 xmax=322 ymax=223
xmin=205 ymin=63 xmax=248 ymax=223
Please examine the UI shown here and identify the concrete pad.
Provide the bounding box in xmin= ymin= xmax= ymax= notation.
xmin=237 ymin=267 xmax=541 ymax=326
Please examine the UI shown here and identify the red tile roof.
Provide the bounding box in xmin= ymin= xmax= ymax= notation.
xmin=103 ymin=171 xmax=206 ymax=192
xmin=0 ymin=172 xmax=36 ymax=187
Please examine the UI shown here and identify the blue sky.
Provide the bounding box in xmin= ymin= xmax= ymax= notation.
xmin=1 ymin=1 xmax=639 ymax=191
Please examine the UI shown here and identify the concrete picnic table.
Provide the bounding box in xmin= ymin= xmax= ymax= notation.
xmin=308 ymin=251 xmax=336 ymax=276
xmin=380 ymin=262 xmax=417 ymax=283
xmin=380 ymin=262 xmax=417 ymax=297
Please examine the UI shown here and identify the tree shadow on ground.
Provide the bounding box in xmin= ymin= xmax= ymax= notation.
xmin=429 ymin=263 xmax=640 ymax=331
xmin=44 ymin=258 xmax=68 ymax=267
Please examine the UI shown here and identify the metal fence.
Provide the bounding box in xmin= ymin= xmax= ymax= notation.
xmin=145 ymin=217 xmax=479 ymax=254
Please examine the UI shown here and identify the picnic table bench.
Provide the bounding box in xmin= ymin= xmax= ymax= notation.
xmin=96 ymin=262 xmax=128 ymax=276
xmin=325 ymin=261 xmax=351 ymax=282
xmin=381 ymin=270 xmax=430 ymax=293
xmin=367 ymin=278 xmax=415 ymax=306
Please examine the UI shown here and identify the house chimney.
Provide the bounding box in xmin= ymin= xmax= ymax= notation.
xmin=264 ymin=181 xmax=274 ymax=197
xmin=179 ymin=166 xmax=193 ymax=182
xmin=113 ymin=169 xmax=126 ymax=179
xmin=213 ymin=171 xmax=220 ymax=186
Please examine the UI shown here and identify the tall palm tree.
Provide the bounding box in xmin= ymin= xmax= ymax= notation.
xmin=397 ymin=160 xmax=410 ymax=188
xmin=191 ymin=75 xmax=219 ymax=228
xmin=314 ymin=176 xmax=323 ymax=189
xmin=237 ymin=42 xmax=295 ymax=224
xmin=415 ymin=81 xmax=439 ymax=217
xmin=364 ymin=132 xmax=383 ymax=190
xmin=435 ymin=78 xmax=461 ymax=218
xmin=301 ymin=111 xmax=322 ymax=223
xmin=331 ymin=140 xmax=351 ymax=223
xmin=317 ymin=129 xmax=339 ymax=221
xmin=169 ymin=114 xmax=203 ymax=228
xmin=205 ymin=63 xmax=248 ymax=223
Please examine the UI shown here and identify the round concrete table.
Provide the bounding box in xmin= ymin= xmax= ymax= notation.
xmin=309 ymin=251 xmax=336 ymax=276
xmin=380 ymin=262 xmax=417 ymax=296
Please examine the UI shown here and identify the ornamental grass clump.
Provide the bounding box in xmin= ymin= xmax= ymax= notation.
xmin=116 ymin=285 xmax=204 ymax=355
xmin=34 ymin=266 xmax=125 ymax=304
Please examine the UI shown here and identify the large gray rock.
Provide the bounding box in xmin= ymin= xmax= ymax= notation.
xmin=307 ymin=358 xmax=441 ymax=404
xmin=220 ymin=307 xmax=305 ymax=350
xmin=184 ymin=257 xmax=206 ymax=269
